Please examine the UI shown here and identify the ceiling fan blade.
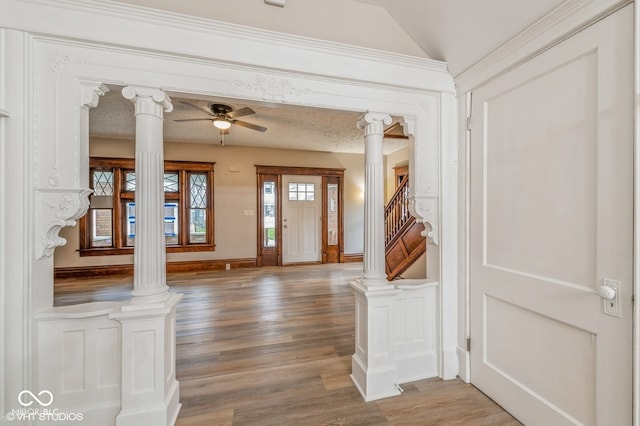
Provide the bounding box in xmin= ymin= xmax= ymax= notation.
xmin=226 ymin=107 xmax=255 ymax=119
xmin=179 ymin=102 xmax=214 ymax=116
xmin=232 ymin=120 xmax=267 ymax=132
xmin=173 ymin=118 xmax=214 ymax=122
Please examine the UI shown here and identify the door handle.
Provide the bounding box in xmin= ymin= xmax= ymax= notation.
xmin=597 ymin=285 xmax=616 ymax=300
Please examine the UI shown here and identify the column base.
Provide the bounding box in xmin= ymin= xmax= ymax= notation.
xmin=110 ymin=293 xmax=183 ymax=426
xmin=349 ymin=279 xmax=401 ymax=402
xmin=130 ymin=285 xmax=170 ymax=304
xmin=115 ymin=380 xmax=181 ymax=426
xmin=351 ymin=354 xmax=401 ymax=402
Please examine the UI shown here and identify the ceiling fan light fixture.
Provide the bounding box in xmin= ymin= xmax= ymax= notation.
xmin=213 ymin=119 xmax=231 ymax=130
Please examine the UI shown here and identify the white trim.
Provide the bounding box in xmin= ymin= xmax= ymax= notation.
xmin=455 ymin=0 xmax=632 ymax=93
xmin=456 ymin=92 xmax=471 ymax=383
xmin=633 ymin=2 xmax=640 ymax=425
xmin=438 ymin=92 xmax=458 ymax=380
xmin=0 ymin=27 xmax=6 ymax=418
xmin=2 ymin=0 xmax=453 ymax=93
xmin=20 ymin=0 xmax=443 ymax=70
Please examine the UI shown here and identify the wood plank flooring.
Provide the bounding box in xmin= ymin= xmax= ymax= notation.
xmin=54 ymin=263 xmax=521 ymax=426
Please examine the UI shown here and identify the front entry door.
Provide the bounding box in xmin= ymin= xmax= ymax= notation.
xmin=469 ymin=6 xmax=633 ymax=425
xmin=282 ymin=175 xmax=322 ymax=264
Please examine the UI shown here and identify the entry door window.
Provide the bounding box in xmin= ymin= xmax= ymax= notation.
xmin=288 ymin=183 xmax=315 ymax=201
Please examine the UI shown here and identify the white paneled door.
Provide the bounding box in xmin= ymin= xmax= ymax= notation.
xmin=469 ymin=6 xmax=633 ymax=426
xmin=282 ymin=175 xmax=322 ymax=264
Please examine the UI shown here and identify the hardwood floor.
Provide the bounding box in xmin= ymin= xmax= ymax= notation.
xmin=54 ymin=263 xmax=521 ymax=426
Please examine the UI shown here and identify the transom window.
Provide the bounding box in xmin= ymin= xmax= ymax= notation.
xmin=80 ymin=157 xmax=215 ymax=256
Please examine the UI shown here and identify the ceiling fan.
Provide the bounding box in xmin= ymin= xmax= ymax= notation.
xmin=174 ymin=102 xmax=268 ymax=134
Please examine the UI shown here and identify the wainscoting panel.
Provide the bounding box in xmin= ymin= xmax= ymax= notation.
xmin=35 ymin=302 xmax=123 ymax=424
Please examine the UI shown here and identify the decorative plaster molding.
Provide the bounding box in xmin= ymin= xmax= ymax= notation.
xmin=80 ymin=82 xmax=109 ymax=109
xmin=122 ymin=86 xmax=173 ymax=116
xmin=47 ymin=170 xmax=61 ymax=187
xmin=409 ymin=196 xmax=438 ymax=245
xmin=400 ymin=116 xmax=415 ymax=137
xmin=234 ymin=74 xmax=310 ymax=102
xmin=36 ymin=188 xmax=92 ymax=259
xmin=48 ymin=53 xmax=80 ymax=73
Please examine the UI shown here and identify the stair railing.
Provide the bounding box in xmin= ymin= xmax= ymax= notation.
xmin=384 ymin=177 xmax=411 ymax=246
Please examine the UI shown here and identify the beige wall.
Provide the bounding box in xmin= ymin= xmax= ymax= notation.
xmin=54 ymin=137 xmax=367 ymax=267
xmin=385 ymin=146 xmax=409 ymax=201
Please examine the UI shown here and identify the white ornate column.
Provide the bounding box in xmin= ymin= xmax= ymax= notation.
xmin=359 ymin=111 xmax=391 ymax=285
xmin=121 ymin=85 xmax=172 ymax=301
xmin=350 ymin=111 xmax=401 ymax=401
xmin=110 ymin=86 xmax=182 ymax=426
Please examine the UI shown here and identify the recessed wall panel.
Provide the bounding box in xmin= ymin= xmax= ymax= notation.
xmin=63 ymin=330 xmax=86 ymax=392
xmin=484 ymin=52 xmax=597 ymax=289
xmin=132 ymin=330 xmax=156 ymax=392
xmin=484 ymin=295 xmax=595 ymax=424
xmin=97 ymin=326 xmax=120 ymax=388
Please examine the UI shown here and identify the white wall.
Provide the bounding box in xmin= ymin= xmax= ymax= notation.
xmin=384 ymin=145 xmax=408 ymax=201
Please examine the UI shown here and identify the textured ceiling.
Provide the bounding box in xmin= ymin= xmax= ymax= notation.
xmin=90 ymin=89 xmax=408 ymax=154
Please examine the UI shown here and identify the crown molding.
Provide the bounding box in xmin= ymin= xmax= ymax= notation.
xmin=15 ymin=0 xmax=448 ymax=75
xmin=455 ymin=0 xmax=631 ymax=94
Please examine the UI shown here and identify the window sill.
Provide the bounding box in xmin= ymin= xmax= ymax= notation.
xmin=79 ymin=244 xmax=216 ymax=257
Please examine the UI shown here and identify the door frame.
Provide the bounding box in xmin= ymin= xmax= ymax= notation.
xmin=256 ymin=165 xmax=344 ymax=266
xmin=454 ymin=0 xmax=639 ymax=423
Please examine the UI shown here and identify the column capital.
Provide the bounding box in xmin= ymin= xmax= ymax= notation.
xmin=122 ymin=86 xmax=173 ymax=118
xmin=357 ymin=111 xmax=392 ymax=136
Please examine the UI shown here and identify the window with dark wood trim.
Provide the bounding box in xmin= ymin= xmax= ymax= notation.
xmin=79 ymin=157 xmax=215 ymax=256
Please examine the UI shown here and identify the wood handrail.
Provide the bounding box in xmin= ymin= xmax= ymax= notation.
xmin=384 ymin=177 xmax=411 ymax=246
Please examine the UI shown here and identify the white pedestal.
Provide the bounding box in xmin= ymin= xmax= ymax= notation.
xmin=349 ymin=279 xmax=401 ymax=401
xmin=109 ymin=293 xmax=183 ymax=426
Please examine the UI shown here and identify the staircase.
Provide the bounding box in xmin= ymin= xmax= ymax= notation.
xmin=384 ymin=177 xmax=427 ymax=280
